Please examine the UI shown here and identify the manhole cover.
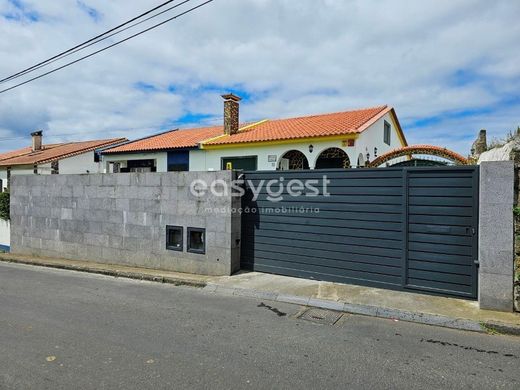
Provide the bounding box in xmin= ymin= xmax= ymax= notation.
xmin=298 ymin=308 xmax=343 ymax=325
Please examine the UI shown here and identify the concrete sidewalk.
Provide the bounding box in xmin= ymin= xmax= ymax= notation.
xmin=1 ymin=253 xmax=519 ymax=335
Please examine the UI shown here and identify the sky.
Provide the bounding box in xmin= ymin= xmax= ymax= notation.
xmin=0 ymin=0 xmax=519 ymax=154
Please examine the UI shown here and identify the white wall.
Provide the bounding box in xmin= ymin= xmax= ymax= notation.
xmin=100 ymin=112 xmax=406 ymax=172
xmin=59 ymin=151 xmax=103 ymax=174
xmin=355 ymin=112 xmax=405 ymax=163
xmin=190 ymin=139 xmax=359 ymax=171
xmin=190 ymin=111 xmax=406 ymax=171
xmin=103 ymin=152 xmax=168 ymax=172
xmin=0 ymin=219 xmax=9 ymax=249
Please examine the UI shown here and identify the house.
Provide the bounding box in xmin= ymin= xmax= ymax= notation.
xmin=0 ymin=131 xmax=127 ymax=191
xmin=0 ymin=132 xmax=127 ymax=250
xmin=102 ymin=94 xmax=407 ymax=172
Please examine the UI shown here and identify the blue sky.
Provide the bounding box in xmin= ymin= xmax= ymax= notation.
xmin=0 ymin=0 xmax=519 ymax=153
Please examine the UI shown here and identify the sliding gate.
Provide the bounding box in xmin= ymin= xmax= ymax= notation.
xmin=240 ymin=166 xmax=479 ymax=299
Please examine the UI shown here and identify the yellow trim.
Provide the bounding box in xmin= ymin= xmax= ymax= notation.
xmin=202 ymin=133 xmax=360 ymax=150
xmin=199 ymin=133 xmax=228 ymax=147
xmin=238 ymin=119 xmax=268 ymax=132
xmin=199 ymin=119 xmax=269 ymax=149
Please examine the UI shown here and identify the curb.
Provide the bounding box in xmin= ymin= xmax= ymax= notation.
xmin=204 ymin=284 xmax=520 ymax=336
xmin=3 ymin=258 xmax=519 ymax=336
xmin=0 ymin=257 xmax=207 ymax=288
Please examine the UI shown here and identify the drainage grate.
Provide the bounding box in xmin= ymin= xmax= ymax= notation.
xmin=298 ymin=308 xmax=343 ymax=325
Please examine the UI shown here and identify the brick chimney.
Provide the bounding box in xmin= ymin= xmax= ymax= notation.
xmin=222 ymin=94 xmax=241 ymax=135
xmin=31 ymin=130 xmax=43 ymax=151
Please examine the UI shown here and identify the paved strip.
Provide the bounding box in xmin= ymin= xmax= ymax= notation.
xmin=1 ymin=262 xmax=520 ymax=390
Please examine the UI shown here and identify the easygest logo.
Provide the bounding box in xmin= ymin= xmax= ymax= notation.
xmin=190 ymin=176 xmax=331 ymax=202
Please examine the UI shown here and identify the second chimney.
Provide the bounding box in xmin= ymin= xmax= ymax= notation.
xmin=222 ymin=93 xmax=241 ymax=135
xmin=31 ymin=130 xmax=43 ymax=152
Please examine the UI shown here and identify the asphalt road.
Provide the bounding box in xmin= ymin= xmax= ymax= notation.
xmin=0 ymin=262 xmax=519 ymax=390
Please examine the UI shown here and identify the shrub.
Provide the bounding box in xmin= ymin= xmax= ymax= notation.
xmin=0 ymin=192 xmax=9 ymax=221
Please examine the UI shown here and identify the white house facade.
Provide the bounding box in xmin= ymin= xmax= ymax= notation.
xmin=103 ymin=95 xmax=407 ymax=173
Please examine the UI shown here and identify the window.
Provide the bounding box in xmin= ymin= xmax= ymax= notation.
xmin=221 ymin=156 xmax=258 ymax=170
xmin=123 ymin=159 xmax=156 ymax=173
xmin=166 ymin=225 xmax=183 ymax=251
xmin=167 ymin=151 xmax=189 ymax=172
xmin=187 ymin=227 xmax=205 ymax=254
xmin=384 ymin=121 xmax=391 ymax=145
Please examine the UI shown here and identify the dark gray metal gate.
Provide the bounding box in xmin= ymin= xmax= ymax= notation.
xmin=240 ymin=166 xmax=479 ymax=299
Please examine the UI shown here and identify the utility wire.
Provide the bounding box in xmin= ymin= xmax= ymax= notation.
xmin=0 ymin=0 xmax=193 ymax=85
xmin=0 ymin=116 xmax=224 ymax=142
xmin=0 ymin=0 xmax=181 ymax=84
xmin=0 ymin=0 xmax=214 ymax=95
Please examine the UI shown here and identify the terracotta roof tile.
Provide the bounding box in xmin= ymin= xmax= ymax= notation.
xmin=369 ymin=145 xmax=468 ymax=167
xmin=103 ymin=106 xmax=392 ymax=154
xmin=0 ymin=147 xmax=33 ymax=162
xmin=103 ymin=126 xmax=224 ymax=154
xmin=205 ymin=105 xmax=390 ymax=145
xmin=0 ymin=138 xmax=127 ymax=167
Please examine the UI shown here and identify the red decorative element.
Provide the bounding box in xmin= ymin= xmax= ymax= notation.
xmin=368 ymin=145 xmax=469 ymax=167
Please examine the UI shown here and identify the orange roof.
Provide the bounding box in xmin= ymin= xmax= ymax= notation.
xmin=0 ymin=138 xmax=127 ymax=167
xmin=206 ymin=105 xmax=391 ymax=145
xmin=103 ymin=105 xmax=399 ymax=154
xmin=103 ymin=126 xmax=224 ymax=154
xmin=0 ymin=147 xmax=33 ymax=162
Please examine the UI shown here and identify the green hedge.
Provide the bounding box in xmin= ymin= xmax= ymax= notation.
xmin=0 ymin=192 xmax=9 ymax=221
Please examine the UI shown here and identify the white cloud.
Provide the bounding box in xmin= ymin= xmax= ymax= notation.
xmin=0 ymin=0 xmax=519 ymax=154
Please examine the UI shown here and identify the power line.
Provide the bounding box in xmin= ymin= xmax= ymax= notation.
xmin=0 ymin=0 xmax=193 ymax=85
xmin=0 ymin=0 xmax=214 ymax=95
xmin=0 ymin=116 xmax=225 ymax=142
xmin=0 ymin=0 xmax=181 ymax=84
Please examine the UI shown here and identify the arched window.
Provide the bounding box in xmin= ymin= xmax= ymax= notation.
xmin=278 ymin=150 xmax=310 ymax=170
xmin=315 ymin=148 xmax=350 ymax=169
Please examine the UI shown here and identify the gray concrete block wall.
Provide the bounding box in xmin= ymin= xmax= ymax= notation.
xmin=10 ymin=171 xmax=241 ymax=276
xmin=479 ymin=161 xmax=515 ymax=311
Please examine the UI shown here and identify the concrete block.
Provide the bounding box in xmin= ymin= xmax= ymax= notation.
xmin=100 ymin=222 xmax=124 ymax=237
xmin=124 ymin=211 xmax=146 ymax=225
xmin=9 ymin=170 xmax=239 ymax=277
xmin=480 ymin=161 xmax=514 ymax=205
xmin=108 ymin=235 xmax=124 ymax=249
xmin=102 ymin=174 xmax=118 ymax=186
xmin=478 ymin=161 xmax=515 ymax=311
xmin=124 ymin=224 xmax=153 ymax=239
xmin=479 ymin=272 xmax=513 ymax=311
xmin=72 ymin=185 xmax=84 ymax=197
xmin=89 ymin=175 xmax=103 ymax=186
xmin=137 ymin=186 xmax=161 ymax=200
xmin=84 ymin=232 xmax=109 ymax=247
xmin=143 ymin=174 xmax=161 ymax=187
xmin=479 ymin=249 xmax=514 ymax=275
xmin=115 ymin=198 xmax=130 ymax=211
xmin=161 ymin=173 xmax=178 ymax=187
xmin=121 ymin=237 xmax=150 ymax=251
xmin=61 ymin=208 xmax=73 ymax=220
xmin=116 ymin=173 xmax=131 ymax=186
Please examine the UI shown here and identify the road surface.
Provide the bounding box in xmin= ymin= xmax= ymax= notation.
xmin=0 ymin=262 xmax=519 ymax=389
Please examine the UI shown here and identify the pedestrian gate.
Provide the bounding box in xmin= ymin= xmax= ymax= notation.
xmin=240 ymin=167 xmax=479 ymax=299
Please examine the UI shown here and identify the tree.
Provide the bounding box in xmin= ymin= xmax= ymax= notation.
xmin=0 ymin=192 xmax=9 ymax=221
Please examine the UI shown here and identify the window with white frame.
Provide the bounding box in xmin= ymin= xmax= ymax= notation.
xmin=384 ymin=121 xmax=391 ymax=145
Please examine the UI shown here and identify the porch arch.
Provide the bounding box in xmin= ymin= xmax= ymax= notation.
xmin=314 ymin=147 xmax=351 ymax=169
xmin=277 ymin=150 xmax=310 ymax=170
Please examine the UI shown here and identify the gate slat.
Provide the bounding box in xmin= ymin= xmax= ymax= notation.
xmin=240 ymin=166 xmax=478 ymax=299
